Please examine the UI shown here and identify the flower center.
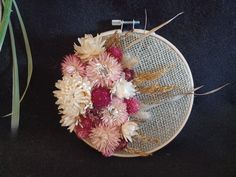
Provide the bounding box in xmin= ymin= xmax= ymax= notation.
xmin=96 ymin=63 xmax=109 ymax=77
xmin=66 ymin=65 xmax=76 ymax=74
xmin=108 ymin=106 xmax=119 ymax=120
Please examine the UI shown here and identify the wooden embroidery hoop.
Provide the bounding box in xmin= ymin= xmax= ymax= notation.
xmin=84 ymin=29 xmax=194 ymax=157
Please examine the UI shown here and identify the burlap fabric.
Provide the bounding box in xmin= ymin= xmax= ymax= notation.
xmin=89 ymin=29 xmax=194 ymax=157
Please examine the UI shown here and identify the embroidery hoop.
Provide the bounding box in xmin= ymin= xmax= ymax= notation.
xmin=84 ymin=29 xmax=194 ymax=157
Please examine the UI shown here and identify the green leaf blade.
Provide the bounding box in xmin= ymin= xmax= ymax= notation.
xmin=0 ymin=0 xmax=13 ymax=51
xmin=9 ymin=20 xmax=20 ymax=134
xmin=13 ymin=0 xmax=33 ymax=102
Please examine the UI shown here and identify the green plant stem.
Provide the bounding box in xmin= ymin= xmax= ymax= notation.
xmin=13 ymin=0 xmax=33 ymax=102
xmin=9 ymin=20 xmax=20 ymax=133
xmin=0 ymin=1 xmax=2 ymax=20
xmin=0 ymin=0 xmax=13 ymax=51
xmin=2 ymin=1 xmax=33 ymax=118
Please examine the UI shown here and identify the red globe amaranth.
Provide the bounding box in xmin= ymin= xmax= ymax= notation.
xmin=91 ymin=87 xmax=111 ymax=108
xmin=86 ymin=108 xmax=102 ymax=118
xmin=106 ymin=47 xmax=123 ymax=62
xmin=124 ymin=97 xmax=140 ymax=115
xmin=115 ymin=138 xmax=128 ymax=152
xmin=81 ymin=117 xmax=94 ymax=128
xmin=75 ymin=117 xmax=94 ymax=139
xmin=123 ymin=68 xmax=135 ymax=81
xmin=86 ymin=108 xmax=103 ymax=126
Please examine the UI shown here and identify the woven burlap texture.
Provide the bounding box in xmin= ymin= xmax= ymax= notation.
xmin=101 ymin=30 xmax=193 ymax=157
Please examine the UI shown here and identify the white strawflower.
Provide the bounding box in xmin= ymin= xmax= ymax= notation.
xmin=53 ymin=74 xmax=93 ymax=132
xmin=74 ymin=34 xmax=105 ymax=61
xmin=60 ymin=115 xmax=80 ymax=133
xmin=121 ymin=121 xmax=139 ymax=142
xmin=112 ymin=75 xmax=136 ymax=99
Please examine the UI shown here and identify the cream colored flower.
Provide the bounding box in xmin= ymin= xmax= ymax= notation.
xmin=60 ymin=115 xmax=80 ymax=133
xmin=74 ymin=34 xmax=105 ymax=61
xmin=121 ymin=121 xmax=139 ymax=142
xmin=53 ymin=74 xmax=93 ymax=132
xmin=112 ymin=75 xmax=136 ymax=99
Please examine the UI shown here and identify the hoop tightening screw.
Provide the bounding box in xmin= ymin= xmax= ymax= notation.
xmin=112 ymin=20 xmax=140 ymax=26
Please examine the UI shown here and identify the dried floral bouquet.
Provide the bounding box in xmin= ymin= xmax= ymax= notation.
xmin=53 ymin=31 xmax=174 ymax=157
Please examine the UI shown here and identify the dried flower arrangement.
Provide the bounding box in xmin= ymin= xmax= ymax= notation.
xmin=53 ymin=13 xmax=227 ymax=157
xmin=53 ymin=30 xmax=178 ymax=157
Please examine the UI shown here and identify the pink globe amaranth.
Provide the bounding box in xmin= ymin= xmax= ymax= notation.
xmin=75 ymin=117 xmax=94 ymax=139
xmin=115 ymin=138 xmax=128 ymax=152
xmin=124 ymin=97 xmax=140 ymax=115
xmin=106 ymin=47 xmax=123 ymax=62
xmin=91 ymin=87 xmax=111 ymax=108
xmin=123 ymin=68 xmax=135 ymax=81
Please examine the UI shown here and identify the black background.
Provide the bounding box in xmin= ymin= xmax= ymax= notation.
xmin=0 ymin=0 xmax=236 ymax=177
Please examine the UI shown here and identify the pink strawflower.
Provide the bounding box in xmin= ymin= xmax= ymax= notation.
xmin=106 ymin=47 xmax=123 ymax=62
xmin=86 ymin=53 xmax=122 ymax=87
xmin=101 ymin=97 xmax=128 ymax=126
xmin=75 ymin=117 xmax=94 ymax=139
xmin=89 ymin=124 xmax=121 ymax=156
xmin=123 ymin=68 xmax=135 ymax=81
xmin=91 ymin=87 xmax=111 ymax=108
xmin=61 ymin=55 xmax=85 ymax=76
xmin=124 ymin=97 xmax=140 ymax=115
